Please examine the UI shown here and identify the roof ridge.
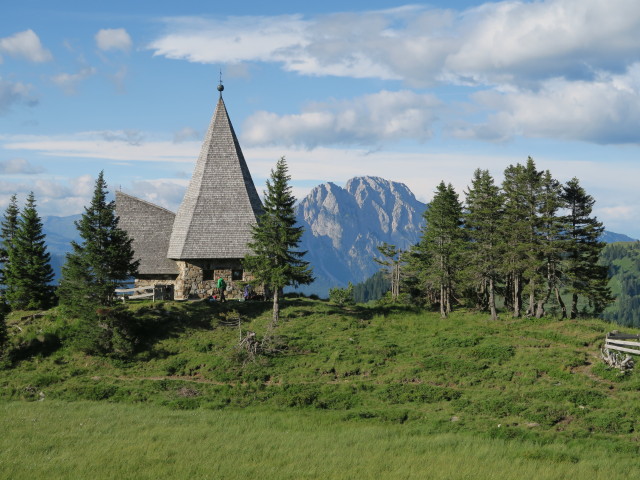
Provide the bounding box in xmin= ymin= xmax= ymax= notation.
xmin=115 ymin=190 xmax=176 ymax=216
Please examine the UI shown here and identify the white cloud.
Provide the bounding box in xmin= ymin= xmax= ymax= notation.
xmin=51 ymin=67 xmax=97 ymax=95
xmin=243 ymin=90 xmax=441 ymax=148
xmin=0 ymin=30 xmax=52 ymax=63
xmin=126 ymin=178 xmax=189 ymax=212
xmin=95 ymin=28 xmax=132 ymax=52
xmin=451 ymin=64 xmax=640 ymax=144
xmin=0 ymin=158 xmax=45 ymax=174
xmin=148 ymin=1 xmax=640 ymax=87
xmin=3 ymin=132 xmax=200 ymax=163
xmin=0 ymin=78 xmax=38 ymax=113
xmin=0 ymin=174 xmax=96 ymax=217
xmin=99 ymin=129 xmax=144 ymax=146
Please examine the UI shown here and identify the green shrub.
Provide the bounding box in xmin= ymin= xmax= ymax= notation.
xmin=329 ymin=283 xmax=355 ymax=306
xmin=471 ymin=344 xmax=515 ymax=362
xmin=381 ymin=383 xmax=461 ymax=404
xmin=586 ymin=410 xmax=635 ymax=434
xmin=432 ymin=335 xmax=481 ymax=348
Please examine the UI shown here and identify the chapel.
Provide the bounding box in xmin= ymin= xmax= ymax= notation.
xmin=115 ymin=83 xmax=264 ymax=300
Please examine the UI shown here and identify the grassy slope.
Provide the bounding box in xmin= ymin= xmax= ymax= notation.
xmin=2 ymin=299 xmax=640 ymax=477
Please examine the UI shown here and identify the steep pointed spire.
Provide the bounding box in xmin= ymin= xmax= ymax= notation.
xmin=167 ymin=88 xmax=263 ymax=259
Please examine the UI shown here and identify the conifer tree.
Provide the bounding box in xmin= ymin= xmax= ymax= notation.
xmin=3 ymin=192 xmax=55 ymax=310
xmin=500 ymin=158 xmax=543 ymax=317
xmin=418 ymin=181 xmax=465 ymax=318
xmin=464 ymin=169 xmax=503 ymax=320
xmin=374 ymin=242 xmax=403 ymax=301
xmin=0 ymin=307 xmax=7 ymax=359
xmin=58 ymin=171 xmax=138 ymax=316
xmin=0 ymin=194 xmax=19 ymax=289
xmin=535 ymin=171 xmax=566 ymax=318
xmin=561 ymin=177 xmax=611 ymax=318
xmin=244 ymin=157 xmax=313 ymax=328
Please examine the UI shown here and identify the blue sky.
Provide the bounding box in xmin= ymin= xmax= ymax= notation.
xmin=2 ymin=0 xmax=640 ymax=237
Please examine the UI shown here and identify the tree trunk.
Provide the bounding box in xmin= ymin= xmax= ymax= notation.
xmin=272 ymin=287 xmax=280 ymax=328
xmin=570 ymin=292 xmax=578 ymax=319
xmin=504 ymin=273 xmax=513 ymax=312
xmin=440 ymin=284 xmax=446 ymax=318
xmin=513 ymin=275 xmax=522 ymax=318
xmin=554 ymin=286 xmax=567 ymax=319
xmin=488 ymin=276 xmax=497 ymax=321
xmin=527 ymin=278 xmax=536 ymax=317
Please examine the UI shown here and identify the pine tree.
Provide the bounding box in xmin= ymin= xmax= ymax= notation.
xmin=374 ymin=242 xmax=403 ymax=301
xmin=59 ymin=171 xmax=139 ymax=316
xmin=0 ymin=304 xmax=7 ymax=357
xmin=243 ymin=157 xmax=313 ymax=328
xmin=535 ymin=171 xmax=566 ymax=318
xmin=464 ymin=169 xmax=503 ymax=320
xmin=0 ymin=194 xmax=19 ymax=289
xmin=3 ymin=192 xmax=55 ymax=310
xmin=418 ymin=181 xmax=465 ymax=318
xmin=561 ymin=177 xmax=611 ymax=318
xmin=500 ymin=158 xmax=543 ymax=317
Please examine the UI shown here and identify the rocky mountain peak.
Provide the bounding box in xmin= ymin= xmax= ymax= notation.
xmin=294 ymin=176 xmax=427 ymax=296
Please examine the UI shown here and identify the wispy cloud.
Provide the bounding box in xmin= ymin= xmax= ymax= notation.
xmin=0 ymin=78 xmax=38 ymax=113
xmin=51 ymin=67 xmax=97 ymax=95
xmin=0 ymin=158 xmax=45 ymax=174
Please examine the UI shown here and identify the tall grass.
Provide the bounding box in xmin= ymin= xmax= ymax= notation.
xmin=2 ymin=401 xmax=639 ymax=480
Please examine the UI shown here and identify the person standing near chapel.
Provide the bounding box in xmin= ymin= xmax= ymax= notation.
xmin=217 ymin=277 xmax=226 ymax=302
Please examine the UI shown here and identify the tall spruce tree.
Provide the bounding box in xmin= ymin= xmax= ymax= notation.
xmin=418 ymin=181 xmax=465 ymax=318
xmin=500 ymin=158 xmax=543 ymax=317
xmin=243 ymin=157 xmax=313 ymax=328
xmin=58 ymin=171 xmax=138 ymax=316
xmin=0 ymin=194 xmax=20 ymax=289
xmin=464 ymin=169 xmax=503 ymax=320
xmin=535 ymin=171 xmax=566 ymax=318
xmin=561 ymin=177 xmax=611 ymax=318
xmin=0 ymin=307 xmax=6 ymax=359
xmin=3 ymin=192 xmax=55 ymax=310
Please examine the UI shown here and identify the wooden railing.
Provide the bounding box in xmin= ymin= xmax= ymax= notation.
xmin=602 ymin=331 xmax=640 ymax=371
xmin=115 ymin=284 xmax=173 ymax=302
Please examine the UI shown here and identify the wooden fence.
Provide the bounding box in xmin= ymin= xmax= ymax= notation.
xmin=115 ymin=284 xmax=173 ymax=303
xmin=602 ymin=331 xmax=640 ymax=371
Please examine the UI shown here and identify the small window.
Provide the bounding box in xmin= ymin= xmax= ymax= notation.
xmin=203 ymin=269 xmax=214 ymax=281
xmin=232 ymin=269 xmax=243 ymax=281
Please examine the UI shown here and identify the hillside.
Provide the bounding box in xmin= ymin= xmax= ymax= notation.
xmin=3 ymin=299 xmax=640 ymax=457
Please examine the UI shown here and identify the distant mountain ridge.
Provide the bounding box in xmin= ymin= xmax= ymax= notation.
xmin=37 ymin=179 xmax=638 ymax=293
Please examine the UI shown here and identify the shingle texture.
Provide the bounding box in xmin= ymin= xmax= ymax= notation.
xmin=167 ymin=95 xmax=264 ymax=259
xmin=115 ymin=191 xmax=179 ymax=275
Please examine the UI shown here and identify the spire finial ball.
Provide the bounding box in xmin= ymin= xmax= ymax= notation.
xmin=217 ymin=84 xmax=224 ymax=92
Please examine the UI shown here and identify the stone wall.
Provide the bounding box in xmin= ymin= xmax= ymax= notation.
xmin=173 ymin=259 xmax=257 ymax=300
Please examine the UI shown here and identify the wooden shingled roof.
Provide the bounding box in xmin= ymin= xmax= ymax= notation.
xmin=115 ymin=191 xmax=179 ymax=275
xmin=167 ymin=94 xmax=264 ymax=260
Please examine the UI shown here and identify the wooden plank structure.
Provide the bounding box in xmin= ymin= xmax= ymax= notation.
xmin=601 ymin=331 xmax=640 ymax=371
xmin=115 ymin=284 xmax=173 ymax=303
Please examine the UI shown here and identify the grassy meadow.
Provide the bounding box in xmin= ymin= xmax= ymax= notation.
xmin=3 ymin=297 xmax=640 ymax=478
